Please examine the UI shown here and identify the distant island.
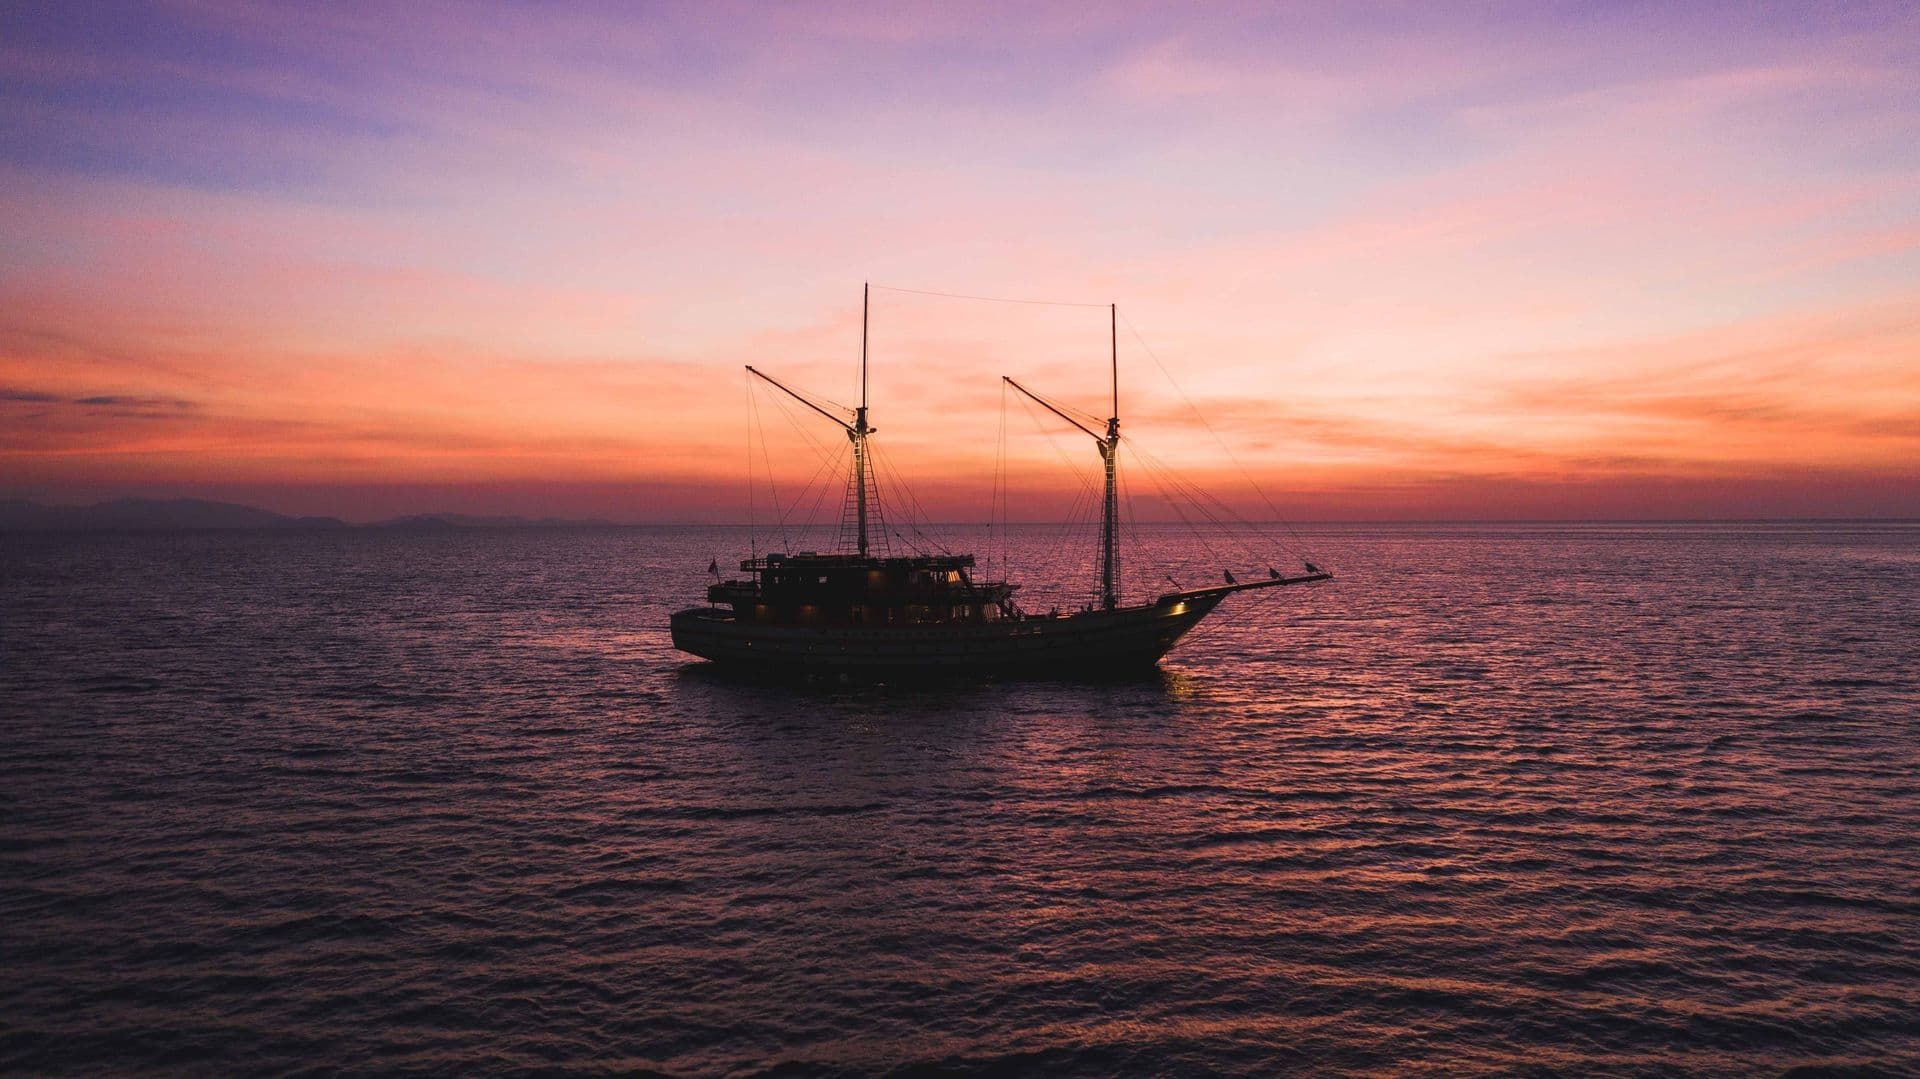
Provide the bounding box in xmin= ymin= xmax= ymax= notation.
xmin=0 ymin=498 xmax=618 ymax=533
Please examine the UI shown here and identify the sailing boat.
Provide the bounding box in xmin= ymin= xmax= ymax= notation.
xmin=669 ymin=285 xmax=1330 ymax=675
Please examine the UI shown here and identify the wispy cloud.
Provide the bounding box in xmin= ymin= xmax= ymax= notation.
xmin=1 ymin=3 xmax=1916 ymax=517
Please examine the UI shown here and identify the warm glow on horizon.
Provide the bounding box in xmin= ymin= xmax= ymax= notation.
xmin=3 ymin=4 xmax=1917 ymax=521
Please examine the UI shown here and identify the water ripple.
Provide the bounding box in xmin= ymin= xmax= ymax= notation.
xmin=2 ymin=523 xmax=1917 ymax=1074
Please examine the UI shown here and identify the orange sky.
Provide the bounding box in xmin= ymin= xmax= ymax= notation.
xmin=3 ymin=4 xmax=1917 ymax=520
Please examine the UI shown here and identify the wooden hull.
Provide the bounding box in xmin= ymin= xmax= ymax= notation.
xmin=670 ymin=591 xmax=1230 ymax=676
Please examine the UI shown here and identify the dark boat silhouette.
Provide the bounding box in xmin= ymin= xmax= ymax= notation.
xmin=670 ymin=286 xmax=1330 ymax=675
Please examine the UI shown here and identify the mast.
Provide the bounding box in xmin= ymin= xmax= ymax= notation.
xmin=744 ymin=287 xmax=878 ymax=558
xmin=1101 ymin=303 xmax=1119 ymax=610
xmin=1002 ymin=301 xmax=1123 ymax=611
xmin=855 ymin=282 xmax=870 ymax=557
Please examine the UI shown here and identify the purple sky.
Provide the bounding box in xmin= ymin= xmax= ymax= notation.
xmin=3 ymin=2 xmax=1917 ymax=519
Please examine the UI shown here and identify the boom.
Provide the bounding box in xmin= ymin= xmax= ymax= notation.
xmin=745 ymin=366 xmax=856 ymax=433
xmin=1003 ymin=377 xmax=1103 ymax=444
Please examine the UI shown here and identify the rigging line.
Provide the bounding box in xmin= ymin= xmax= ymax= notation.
xmin=1062 ymin=398 xmax=1111 ymax=427
xmin=1154 ymin=476 xmax=1229 ymax=572
xmin=1040 ymin=464 xmax=1094 ymax=559
xmin=1054 ymin=485 xmax=1104 ymax=593
xmin=1173 ymin=461 xmax=1309 ymax=568
xmin=1064 ymin=469 xmax=1105 ymax=608
xmin=764 ymin=389 xmax=848 ymax=491
xmin=870 ymin=453 xmax=932 ymax=560
xmin=1012 ymin=391 xmax=1104 ymax=558
xmin=762 ymin=407 xmax=850 ymax=544
xmin=812 ymin=391 xmax=856 ymax=414
xmin=1134 ymin=409 xmax=1319 ymax=575
xmin=1115 ymin=456 xmax=1138 ymax=598
xmin=1118 ymin=458 xmax=1153 ymax=598
xmin=762 ymin=392 xmax=850 ymax=541
xmin=1008 ymin=386 xmax=1109 ymax=604
xmin=892 ymin=482 xmax=948 ymax=556
xmin=792 ymin=448 xmax=844 ymax=549
xmin=746 ymin=369 xmax=757 ymax=560
xmin=764 ymin=389 xmax=861 ymax=547
xmin=1132 ymin=428 xmax=1303 ymax=570
xmin=1186 ymin=563 xmax=1293 ymax=652
xmin=1125 ymin=434 xmax=1311 ymax=567
xmin=749 ymin=377 xmax=791 ymax=552
xmin=1010 ymin=437 xmax=1100 ymax=610
xmin=757 ymin=370 xmax=859 ymax=422
xmin=834 ymin=438 xmax=887 ymax=556
xmin=782 ymin=442 xmax=836 ymax=553
xmin=1126 ymin=446 xmax=1236 ymax=572
xmin=764 ymin=384 xmax=847 ymax=467
xmin=1148 ymin=461 xmax=1276 ymax=574
xmin=1014 ymin=390 xmax=1104 ymax=504
xmin=1001 ymin=380 xmax=1019 ymax=580
xmin=871 ymin=447 xmax=951 ymax=556
xmin=995 ymin=378 xmax=1009 ymax=583
xmin=870 ymin=451 xmax=893 ymax=557
xmin=872 ymin=453 xmax=944 ymax=561
xmin=869 ymin=449 xmax=923 ymax=544
xmin=1119 ymin=310 xmax=1318 ymax=558
xmin=869 ymin=283 xmax=1110 ymax=309
xmin=774 ymin=444 xmax=843 ymax=543
xmin=1137 ymin=450 xmax=1273 ymax=562
xmin=1012 ymin=377 xmax=1110 ymax=431
xmin=1048 ymin=482 xmax=1100 ymax=610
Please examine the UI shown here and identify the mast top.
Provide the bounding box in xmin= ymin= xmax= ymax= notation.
xmin=1110 ymin=302 xmax=1117 ymax=422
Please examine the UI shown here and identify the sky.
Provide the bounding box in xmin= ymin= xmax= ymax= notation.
xmin=2 ymin=1 xmax=1917 ymax=522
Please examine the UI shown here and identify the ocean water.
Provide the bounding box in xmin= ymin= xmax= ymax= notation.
xmin=2 ymin=522 xmax=1917 ymax=1075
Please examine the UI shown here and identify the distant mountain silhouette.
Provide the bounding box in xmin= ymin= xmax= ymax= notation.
xmin=0 ymin=498 xmax=617 ymax=532
xmin=374 ymin=512 xmax=618 ymax=530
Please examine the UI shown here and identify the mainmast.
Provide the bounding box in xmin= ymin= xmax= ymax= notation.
xmin=855 ymin=283 xmax=871 ymax=557
xmin=1003 ymin=302 xmax=1122 ymax=610
xmin=1101 ymin=303 xmax=1118 ymax=610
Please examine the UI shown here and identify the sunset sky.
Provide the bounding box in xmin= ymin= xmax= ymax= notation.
xmin=3 ymin=2 xmax=1917 ymax=521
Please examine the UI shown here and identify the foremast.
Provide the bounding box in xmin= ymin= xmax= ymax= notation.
xmin=1101 ymin=304 xmax=1118 ymax=611
xmin=745 ymin=283 xmax=877 ymax=559
xmin=854 ymin=282 xmax=871 ymax=558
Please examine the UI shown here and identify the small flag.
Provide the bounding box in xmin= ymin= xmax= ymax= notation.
xmin=1268 ymin=567 xmax=1281 ymax=580
xmin=708 ymin=558 xmax=719 ymax=575
xmin=1223 ymin=569 xmax=1237 ymax=585
xmin=1305 ymin=561 xmax=1320 ymax=574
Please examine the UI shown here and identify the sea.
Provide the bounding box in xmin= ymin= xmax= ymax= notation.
xmin=2 ymin=522 xmax=1917 ymax=1075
